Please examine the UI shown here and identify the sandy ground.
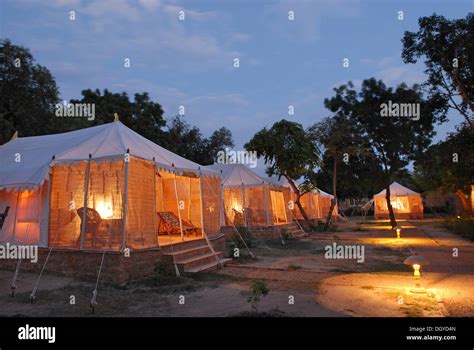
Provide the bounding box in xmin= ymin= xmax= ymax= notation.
xmin=0 ymin=218 xmax=472 ymax=317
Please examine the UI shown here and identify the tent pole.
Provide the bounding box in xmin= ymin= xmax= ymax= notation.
xmin=264 ymin=185 xmax=271 ymax=226
xmin=11 ymin=190 xmax=20 ymax=243
xmin=80 ymin=157 xmax=91 ymax=249
xmin=173 ymin=173 xmax=184 ymax=241
xmin=152 ymin=162 xmax=159 ymax=247
xmin=242 ymin=183 xmax=247 ymax=226
xmin=44 ymin=173 xmax=53 ymax=247
xmin=198 ymin=173 xmax=207 ymax=239
xmin=121 ymin=154 xmax=130 ymax=251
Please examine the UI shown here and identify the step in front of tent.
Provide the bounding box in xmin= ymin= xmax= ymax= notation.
xmin=184 ymin=258 xmax=232 ymax=273
xmin=162 ymin=239 xmax=231 ymax=274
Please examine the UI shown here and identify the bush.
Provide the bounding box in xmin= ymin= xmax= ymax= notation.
xmin=247 ymin=279 xmax=269 ymax=313
xmin=231 ymin=226 xmax=254 ymax=248
xmin=281 ymin=229 xmax=293 ymax=241
xmin=443 ymin=217 xmax=474 ymax=241
xmin=313 ymin=221 xmax=337 ymax=232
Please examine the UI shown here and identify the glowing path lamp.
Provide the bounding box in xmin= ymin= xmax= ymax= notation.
xmin=394 ymin=225 xmax=402 ymax=239
xmin=404 ymin=255 xmax=429 ymax=293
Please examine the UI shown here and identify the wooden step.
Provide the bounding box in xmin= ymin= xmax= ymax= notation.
xmin=178 ymin=252 xmax=223 ymax=272
xmin=162 ymin=245 xmax=211 ymax=262
xmin=161 ymin=238 xmax=208 ymax=253
xmin=185 ymin=258 xmax=232 ymax=273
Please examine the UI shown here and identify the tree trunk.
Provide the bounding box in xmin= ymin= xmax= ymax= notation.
xmin=323 ymin=158 xmax=337 ymax=231
xmin=385 ymin=182 xmax=397 ymax=228
xmin=285 ymin=176 xmax=316 ymax=231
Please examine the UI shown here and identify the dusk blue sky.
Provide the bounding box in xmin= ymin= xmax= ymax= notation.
xmin=0 ymin=0 xmax=472 ymax=177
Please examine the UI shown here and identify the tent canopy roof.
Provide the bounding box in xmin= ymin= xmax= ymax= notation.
xmin=205 ymin=164 xmax=268 ymax=187
xmin=373 ymin=182 xmax=419 ymax=198
xmin=0 ymin=121 xmax=217 ymax=191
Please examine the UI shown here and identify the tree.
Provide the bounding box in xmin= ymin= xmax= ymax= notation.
xmin=402 ymin=13 xmax=474 ymax=126
xmin=245 ymin=119 xmax=320 ymax=229
xmin=0 ymin=39 xmax=61 ymax=144
xmin=313 ymin=151 xmax=383 ymax=200
xmin=414 ymin=123 xmax=474 ymax=214
xmin=309 ymin=113 xmax=366 ymax=230
xmin=325 ymin=79 xmax=447 ymax=228
xmin=164 ymin=116 xmax=234 ymax=165
xmin=70 ymin=89 xmax=167 ymax=143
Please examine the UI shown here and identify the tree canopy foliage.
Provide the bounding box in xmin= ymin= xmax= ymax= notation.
xmin=0 ymin=39 xmax=233 ymax=165
xmin=402 ymin=13 xmax=474 ymax=126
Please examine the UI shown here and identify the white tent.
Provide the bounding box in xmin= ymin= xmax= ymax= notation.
xmin=206 ymin=164 xmax=289 ymax=227
xmin=0 ymin=121 xmax=221 ymax=249
xmin=373 ymin=182 xmax=423 ymax=219
xmin=265 ymin=175 xmax=337 ymax=220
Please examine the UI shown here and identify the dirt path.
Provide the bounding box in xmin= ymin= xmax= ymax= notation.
xmin=314 ymin=220 xmax=474 ymax=317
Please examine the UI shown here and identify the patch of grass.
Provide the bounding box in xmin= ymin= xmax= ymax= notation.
xmin=263 ymin=239 xmax=312 ymax=251
xmin=443 ymin=217 xmax=474 ymax=241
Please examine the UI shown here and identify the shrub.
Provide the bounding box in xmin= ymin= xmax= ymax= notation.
xmin=443 ymin=217 xmax=474 ymax=241
xmin=247 ymin=279 xmax=269 ymax=313
xmin=231 ymin=226 xmax=254 ymax=248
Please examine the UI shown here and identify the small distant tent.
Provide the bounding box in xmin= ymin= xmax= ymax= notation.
xmin=373 ymin=182 xmax=423 ymax=219
xmin=0 ymin=121 xmax=222 ymax=250
xmin=267 ymin=176 xmax=333 ymax=220
xmin=206 ymin=164 xmax=288 ymax=227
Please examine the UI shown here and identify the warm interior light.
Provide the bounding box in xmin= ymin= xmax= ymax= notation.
xmin=232 ymin=202 xmax=242 ymax=212
xmin=396 ymin=228 xmax=401 ymax=239
xmin=412 ymin=264 xmax=421 ymax=278
xmin=96 ymin=201 xmax=113 ymax=219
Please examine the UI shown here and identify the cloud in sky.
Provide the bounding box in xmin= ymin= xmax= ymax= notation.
xmin=2 ymin=0 xmax=467 ymax=151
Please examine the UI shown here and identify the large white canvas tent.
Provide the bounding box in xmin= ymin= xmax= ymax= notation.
xmin=373 ymin=182 xmax=423 ymax=219
xmin=206 ymin=164 xmax=289 ymax=227
xmin=0 ymin=121 xmax=222 ymax=250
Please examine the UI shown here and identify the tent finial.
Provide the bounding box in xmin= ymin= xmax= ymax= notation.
xmin=11 ymin=131 xmax=18 ymax=140
xmin=114 ymin=113 xmax=119 ymax=122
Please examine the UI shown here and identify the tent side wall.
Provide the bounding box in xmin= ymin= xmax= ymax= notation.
xmin=374 ymin=194 xmax=424 ymax=219
xmin=269 ymin=189 xmax=287 ymax=224
xmin=126 ymin=158 xmax=158 ymax=249
xmin=200 ymin=175 xmax=221 ymax=236
xmin=49 ymin=159 xmax=125 ymax=250
xmin=293 ymin=192 xmax=321 ymax=220
xmin=0 ymin=185 xmax=47 ymax=246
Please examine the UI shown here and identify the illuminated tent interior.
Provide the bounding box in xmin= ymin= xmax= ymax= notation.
xmin=0 ymin=121 xmax=221 ymax=250
xmin=268 ymin=176 xmax=336 ymax=220
xmin=206 ymin=164 xmax=289 ymax=227
xmin=373 ymin=182 xmax=424 ymax=219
